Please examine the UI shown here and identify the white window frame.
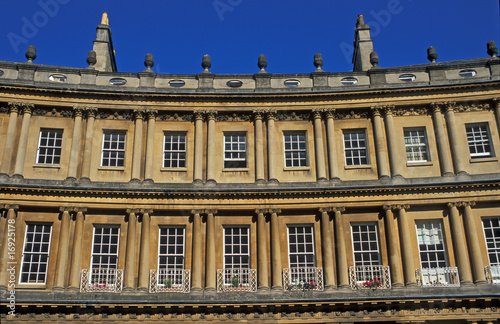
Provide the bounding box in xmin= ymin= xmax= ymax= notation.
xmin=223 ymin=133 xmax=247 ymax=168
xmin=466 ymin=123 xmax=493 ymax=158
xmin=36 ymin=128 xmax=63 ymax=165
xmin=19 ymin=223 xmax=53 ymax=284
xmin=283 ymin=132 xmax=308 ymax=168
xmin=101 ymin=131 xmax=126 ymax=167
xmin=415 ymin=220 xmax=448 ymax=269
xmin=343 ymin=130 xmax=368 ymax=166
xmin=223 ymin=226 xmax=250 ymax=270
xmin=158 ymin=226 xmax=186 ymax=270
xmin=351 ymin=223 xmax=381 ymax=267
xmin=163 ymin=133 xmax=187 ymax=168
xmin=90 ymin=225 xmax=120 ymax=271
xmin=287 ymin=225 xmax=316 ymax=269
xmin=404 ymin=127 xmax=429 ymax=163
xmin=482 ymin=217 xmax=500 ymax=266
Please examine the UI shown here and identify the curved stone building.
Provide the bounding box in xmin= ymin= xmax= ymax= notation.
xmin=1 ymin=13 xmax=500 ymax=323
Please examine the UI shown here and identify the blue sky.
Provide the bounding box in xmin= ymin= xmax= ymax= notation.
xmin=0 ymin=1 xmax=498 ymax=74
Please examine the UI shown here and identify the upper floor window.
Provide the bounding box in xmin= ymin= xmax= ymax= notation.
xmin=284 ymin=132 xmax=307 ymax=167
xmin=466 ymin=123 xmax=493 ymax=158
xmin=482 ymin=217 xmax=500 ymax=266
xmin=91 ymin=225 xmax=120 ymax=271
xmin=416 ymin=220 xmax=447 ymax=269
xmin=343 ymin=130 xmax=368 ymax=166
xmin=20 ymin=224 xmax=53 ymax=284
xmin=101 ymin=131 xmax=126 ymax=167
xmin=351 ymin=223 xmax=380 ymax=267
xmin=164 ymin=133 xmax=186 ymax=168
xmin=224 ymin=226 xmax=250 ymax=270
xmin=404 ymin=128 xmax=429 ymax=162
xmin=224 ymin=133 xmax=247 ymax=168
xmin=288 ymin=225 xmax=315 ymax=268
xmin=36 ymin=129 xmax=63 ymax=165
xmin=158 ymin=226 xmax=186 ymax=270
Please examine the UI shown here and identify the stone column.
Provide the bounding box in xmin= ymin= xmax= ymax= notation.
xmin=396 ymin=205 xmax=417 ymax=285
xmin=253 ymin=110 xmax=265 ymax=183
xmin=144 ymin=110 xmax=157 ymax=182
xmin=193 ymin=112 xmax=204 ymax=183
xmin=67 ymin=108 xmax=84 ymax=180
xmin=54 ymin=207 xmax=72 ymax=289
xmin=138 ymin=209 xmax=152 ymax=291
xmin=191 ymin=210 xmax=203 ymax=291
xmin=493 ymin=98 xmax=500 ymax=138
xmin=270 ymin=209 xmax=282 ymax=289
xmin=384 ymin=106 xmax=402 ymax=178
xmin=371 ymin=107 xmax=390 ymax=179
xmin=325 ymin=109 xmax=339 ymax=181
xmin=0 ymin=205 xmax=18 ymax=289
xmin=68 ymin=208 xmax=86 ymax=290
xmin=431 ymin=103 xmax=454 ymax=176
xmin=13 ymin=103 xmax=34 ymax=178
xmin=266 ymin=110 xmax=278 ymax=183
xmin=312 ymin=109 xmax=327 ymax=181
xmin=131 ymin=109 xmax=144 ymax=182
xmin=319 ymin=207 xmax=336 ymax=289
xmin=206 ymin=111 xmax=217 ymax=184
xmin=461 ymin=202 xmax=486 ymax=284
xmin=444 ymin=103 xmax=467 ymax=175
xmin=383 ymin=206 xmax=404 ymax=287
xmin=256 ymin=209 xmax=269 ymax=289
xmin=0 ymin=103 xmax=20 ymax=177
xmin=205 ymin=209 xmax=217 ymax=290
xmin=124 ymin=209 xmax=138 ymax=290
xmin=80 ymin=108 xmax=97 ymax=181
xmin=447 ymin=203 xmax=473 ymax=284
xmin=333 ymin=207 xmax=349 ymax=288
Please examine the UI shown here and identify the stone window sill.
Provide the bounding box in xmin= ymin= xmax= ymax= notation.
xmin=344 ymin=164 xmax=372 ymax=170
xmin=406 ymin=161 xmax=433 ymax=167
xmin=160 ymin=167 xmax=188 ymax=172
xmin=33 ymin=164 xmax=61 ymax=169
xmin=97 ymin=166 xmax=125 ymax=171
xmin=469 ymin=156 xmax=498 ymax=163
xmin=223 ymin=168 xmax=249 ymax=172
xmin=283 ymin=167 xmax=310 ymax=172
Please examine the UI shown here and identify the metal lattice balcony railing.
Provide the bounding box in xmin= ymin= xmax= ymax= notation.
xmin=485 ymin=265 xmax=500 ymax=284
xmin=348 ymin=265 xmax=391 ymax=289
xmin=283 ymin=267 xmax=324 ymax=291
xmin=416 ymin=267 xmax=460 ymax=287
xmin=80 ymin=268 xmax=123 ymax=293
xmin=217 ymin=268 xmax=257 ymax=292
xmin=149 ymin=268 xmax=191 ymax=293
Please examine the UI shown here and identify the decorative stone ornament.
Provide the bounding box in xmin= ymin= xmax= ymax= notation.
xmin=314 ymin=53 xmax=324 ymax=71
xmin=370 ymin=51 xmax=379 ymax=67
xmin=202 ymin=54 xmax=212 ymax=72
xmin=25 ymin=45 xmax=37 ymax=63
xmin=487 ymin=41 xmax=498 ymax=58
xmin=427 ymin=46 xmax=438 ymax=63
xmin=144 ymin=53 xmax=154 ymax=71
xmin=86 ymin=50 xmax=97 ymax=68
xmin=258 ymin=54 xmax=267 ymax=72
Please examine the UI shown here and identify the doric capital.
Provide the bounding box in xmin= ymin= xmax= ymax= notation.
xmin=146 ymin=109 xmax=158 ymax=120
xmin=85 ymin=107 xmax=98 ymax=118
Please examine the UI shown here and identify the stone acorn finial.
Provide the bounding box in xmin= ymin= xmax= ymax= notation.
xmin=427 ymin=46 xmax=438 ymax=63
xmin=25 ymin=45 xmax=37 ymax=63
xmin=144 ymin=53 xmax=154 ymax=71
xmin=370 ymin=51 xmax=379 ymax=67
xmin=86 ymin=50 xmax=97 ymax=68
xmin=313 ymin=53 xmax=324 ymax=71
xmin=356 ymin=14 xmax=366 ymax=28
xmin=258 ymin=54 xmax=267 ymax=72
xmin=202 ymin=54 xmax=211 ymax=72
xmin=487 ymin=41 xmax=498 ymax=58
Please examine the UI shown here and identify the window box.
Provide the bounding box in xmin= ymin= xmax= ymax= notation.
xmin=283 ymin=267 xmax=324 ymax=291
xmin=348 ymin=265 xmax=391 ymax=289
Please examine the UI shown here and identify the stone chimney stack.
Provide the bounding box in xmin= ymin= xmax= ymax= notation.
xmin=92 ymin=12 xmax=117 ymax=72
xmin=352 ymin=14 xmax=374 ymax=72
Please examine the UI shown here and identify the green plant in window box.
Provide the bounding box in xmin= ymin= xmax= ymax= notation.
xmin=231 ymin=275 xmax=240 ymax=288
xmin=164 ymin=278 xmax=172 ymax=288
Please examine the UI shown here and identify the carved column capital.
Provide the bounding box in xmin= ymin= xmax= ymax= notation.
xmin=5 ymin=204 xmax=19 ymax=212
xmin=332 ymin=207 xmax=345 ymax=213
xmin=253 ymin=109 xmax=265 ymax=120
xmin=205 ymin=110 xmax=218 ymax=120
xmin=447 ymin=202 xmax=461 ymax=208
xmin=492 ymin=97 xmax=500 ymax=108
xmin=461 ymin=201 xmax=476 ymax=208
xmin=72 ymin=107 xmax=84 ymax=118
xmin=20 ymin=103 xmax=34 ymax=115
xmin=7 ymin=102 xmax=20 ymax=114
xmin=140 ymin=208 xmax=154 ymax=215
xmin=204 ymin=209 xmax=218 ymax=215
xmin=383 ymin=105 xmax=395 ymax=116
xmin=146 ymin=109 xmax=158 ymax=120
xmin=394 ymin=204 xmax=410 ymax=211
xmin=126 ymin=208 xmax=140 ymax=215
xmin=370 ymin=106 xmax=382 ymax=117
xmin=324 ymin=108 xmax=335 ymax=119
xmin=311 ymin=108 xmax=324 ymax=119
xmin=194 ymin=111 xmax=204 ymax=120
xmin=133 ymin=109 xmax=145 ymax=120
xmin=85 ymin=107 xmax=98 ymax=118
xmin=319 ymin=206 xmax=335 ymax=214
xmin=430 ymin=102 xmax=444 ymax=113
xmin=265 ymin=109 xmax=277 ymax=120
xmin=444 ymin=101 xmax=456 ymax=112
